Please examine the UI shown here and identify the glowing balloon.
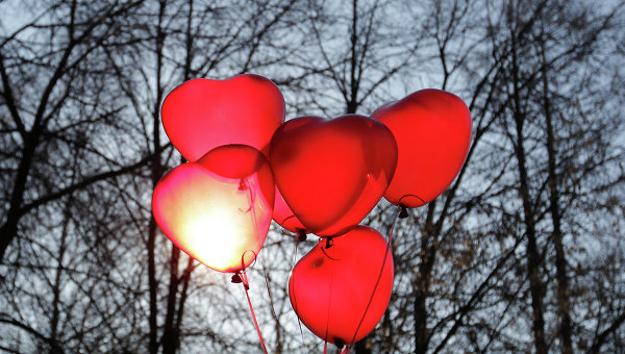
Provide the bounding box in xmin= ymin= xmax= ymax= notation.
xmin=273 ymin=187 xmax=306 ymax=234
xmin=373 ymin=89 xmax=472 ymax=208
xmin=152 ymin=145 xmax=274 ymax=273
xmin=289 ymin=226 xmax=394 ymax=346
xmin=270 ymin=115 xmax=397 ymax=237
xmin=161 ymin=74 xmax=285 ymax=161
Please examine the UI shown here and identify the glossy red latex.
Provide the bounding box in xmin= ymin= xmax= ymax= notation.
xmin=152 ymin=145 xmax=274 ymax=273
xmin=373 ymin=89 xmax=471 ymax=207
xmin=270 ymin=115 xmax=397 ymax=237
xmin=161 ymin=74 xmax=285 ymax=161
xmin=289 ymin=226 xmax=394 ymax=346
xmin=273 ymin=187 xmax=306 ymax=234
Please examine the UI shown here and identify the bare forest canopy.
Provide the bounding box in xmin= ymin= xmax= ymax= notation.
xmin=1 ymin=0 xmax=624 ymax=353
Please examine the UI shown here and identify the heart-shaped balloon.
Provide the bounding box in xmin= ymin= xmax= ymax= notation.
xmin=152 ymin=145 xmax=274 ymax=273
xmin=270 ymin=115 xmax=397 ymax=237
xmin=373 ymin=89 xmax=471 ymax=207
xmin=273 ymin=186 xmax=306 ymax=234
xmin=161 ymin=74 xmax=285 ymax=161
xmin=289 ymin=226 xmax=394 ymax=346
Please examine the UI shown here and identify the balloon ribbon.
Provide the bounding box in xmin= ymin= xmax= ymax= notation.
xmin=346 ymin=206 xmax=402 ymax=350
xmin=233 ymin=265 xmax=268 ymax=354
xmin=291 ymin=232 xmax=306 ymax=347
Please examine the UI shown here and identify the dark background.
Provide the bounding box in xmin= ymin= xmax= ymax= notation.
xmin=1 ymin=0 xmax=624 ymax=353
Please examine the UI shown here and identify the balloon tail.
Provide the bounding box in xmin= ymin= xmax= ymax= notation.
xmin=347 ymin=206 xmax=401 ymax=345
xmin=398 ymin=194 xmax=426 ymax=209
xmin=238 ymin=269 xmax=269 ymax=354
xmin=340 ymin=345 xmax=351 ymax=354
xmin=323 ymin=338 xmax=328 ymax=354
xmin=297 ymin=229 xmax=307 ymax=242
xmin=399 ymin=206 xmax=408 ymax=218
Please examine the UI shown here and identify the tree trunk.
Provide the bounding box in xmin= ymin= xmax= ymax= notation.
xmin=148 ymin=2 xmax=167 ymax=353
xmin=0 ymin=137 xmax=36 ymax=260
xmin=162 ymin=247 xmax=181 ymax=354
xmin=540 ymin=37 xmax=573 ymax=354
xmin=510 ymin=19 xmax=547 ymax=354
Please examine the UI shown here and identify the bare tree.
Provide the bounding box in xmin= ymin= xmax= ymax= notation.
xmin=1 ymin=0 xmax=624 ymax=353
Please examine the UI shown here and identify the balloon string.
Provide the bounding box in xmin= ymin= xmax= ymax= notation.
xmin=322 ymin=272 xmax=334 ymax=354
xmin=292 ymin=235 xmax=306 ymax=347
xmin=239 ymin=269 xmax=269 ymax=354
xmin=347 ymin=206 xmax=401 ymax=347
xmin=235 ymin=252 xmax=268 ymax=354
xmin=241 ymin=178 xmax=259 ymax=230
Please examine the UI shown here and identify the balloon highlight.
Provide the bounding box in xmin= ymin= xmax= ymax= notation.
xmin=152 ymin=145 xmax=274 ymax=273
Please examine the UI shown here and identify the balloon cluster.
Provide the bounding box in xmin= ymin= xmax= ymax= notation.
xmin=151 ymin=74 xmax=471 ymax=348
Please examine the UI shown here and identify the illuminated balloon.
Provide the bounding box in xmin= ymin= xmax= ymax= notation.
xmin=152 ymin=145 xmax=274 ymax=273
xmin=161 ymin=74 xmax=285 ymax=161
xmin=373 ymin=89 xmax=471 ymax=208
xmin=270 ymin=115 xmax=397 ymax=237
xmin=272 ymin=187 xmax=306 ymax=234
xmin=289 ymin=226 xmax=394 ymax=346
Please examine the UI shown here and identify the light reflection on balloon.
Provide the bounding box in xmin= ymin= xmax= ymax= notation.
xmin=152 ymin=145 xmax=274 ymax=273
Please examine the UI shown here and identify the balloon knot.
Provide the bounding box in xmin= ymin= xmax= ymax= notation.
xmin=324 ymin=237 xmax=334 ymax=249
xmin=231 ymin=273 xmax=243 ymax=283
xmin=231 ymin=271 xmax=249 ymax=290
xmin=399 ymin=206 xmax=409 ymax=219
xmin=297 ymin=230 xmax=307 ymax=242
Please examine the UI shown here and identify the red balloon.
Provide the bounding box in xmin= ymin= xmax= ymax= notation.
xmin=273 ymin=187 xmax=306 ymax=234
xmin=373 ymin=89 xmax=472 ymax=207
xmin=289 ymin=226 xmax=394 ymax=346
xmin=270 ymin=115 xmax=397 ymax=237
xmin=161 ymin=74 xmax=285 ymax=161
xmin=152 ymin=145 xmax=274 ymax=273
